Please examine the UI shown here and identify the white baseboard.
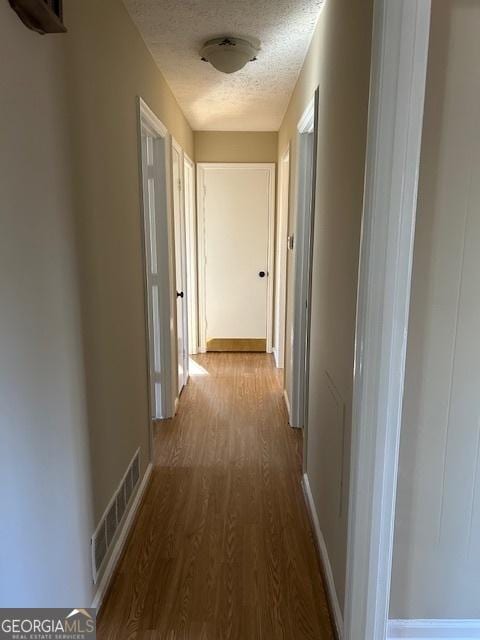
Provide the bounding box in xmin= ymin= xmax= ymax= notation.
xmin=283 ymin=389 xmax=291 ymax=422
xmin=91 ymin=462 xmax=153 ymax=611
xmin=388 ymin=620 xmax=480 ymax=639
xmin=302 ymin=473 xmax=343 ymax=638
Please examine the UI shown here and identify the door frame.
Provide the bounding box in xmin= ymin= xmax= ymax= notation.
xmin=289 ymin=92 xmax=318 ymax=430
xmin=171 ymin=137 xmax=189 ymax=392
xmin=137 ymin=97 xmax=176 ymax=437
xmin=196 ymin=162 xmax=276 ymax=353
xmin=273 ymin=145 xmax=290 ymax=369
xmin=344 ymin=2 xmax=431 ymax=639
xmin=183 ymin=153 xmax=198 ymax=355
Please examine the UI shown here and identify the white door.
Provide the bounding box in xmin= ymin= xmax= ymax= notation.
xmin=140 ymin=125 xmax=174 ymax=420
xmin=184 ymin=156 xmax=198 ymax=355
xmin=199 ymin=164 xmax=274 ymax=349
xmin=274 ymin=148 xmax=290 ymax=369
xmin=172 ymin=142 xmax=189 ymax=393
xmin=141 ymin=134 xmax=163 ymax=418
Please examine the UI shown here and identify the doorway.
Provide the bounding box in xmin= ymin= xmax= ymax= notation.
xmin=197 ymin=163 xmax=275 ymax=353
xmin=273 ymin=146 xmax=290 ymax=369
xmin=289 ymin=91 xmax=319 ymax=430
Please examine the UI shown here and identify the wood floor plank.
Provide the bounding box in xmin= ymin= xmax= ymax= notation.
xmin=97 ymin=353 xmax=334 ymax=639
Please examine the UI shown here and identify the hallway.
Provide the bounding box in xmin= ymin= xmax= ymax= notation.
xmin=98 ymin=354 xmax=334 ymax=639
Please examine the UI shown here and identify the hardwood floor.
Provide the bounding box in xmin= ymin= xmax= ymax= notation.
xmin=97 ymin=353 xmax=334 ymax=639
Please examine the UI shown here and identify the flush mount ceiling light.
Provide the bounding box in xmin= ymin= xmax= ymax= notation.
xmin=200 ymin=37 xmax=259 ymax=74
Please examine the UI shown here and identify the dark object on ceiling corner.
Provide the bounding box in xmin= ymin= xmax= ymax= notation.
xmin=9 ymin=0 xmax=67 ymax=34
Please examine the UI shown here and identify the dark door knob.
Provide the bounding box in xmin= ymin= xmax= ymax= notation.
xmin=176 ymin=291 xmax=184 ymax=298
xmin=258 ymin=271 xmax=266 ymax=278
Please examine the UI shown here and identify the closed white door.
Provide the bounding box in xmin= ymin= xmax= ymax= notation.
xmin=199 ymin=164 xmax=274 ymax=348
xmin=172 ymin=143 xmax=188 ymax=392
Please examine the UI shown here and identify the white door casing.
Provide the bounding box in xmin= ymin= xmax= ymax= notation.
xmin=197 ymin=163 xmax=275 ymax=352
xmin=172 ymin=139 xmax=189 ymax=392
xmin=344 ymin=2 xmax=431 ymax=639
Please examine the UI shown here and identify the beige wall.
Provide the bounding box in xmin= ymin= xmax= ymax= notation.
xmin=0 ymin=0 xmax=193 ymax=606
xmin=278 ymin=0 xmax=372 ymax=612
xmin=0 ymin=2 xmax=93 ymax=606
xmin=63 ymin=0 xmax=193 ymax=524
xmin=391 ymin=0 xmax=480 ymax=619
xmin=195 ymin=131 xmax=278 ymax=163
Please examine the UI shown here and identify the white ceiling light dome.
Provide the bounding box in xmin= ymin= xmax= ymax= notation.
xmin=200 ymin=37 xmax=259 ymax=74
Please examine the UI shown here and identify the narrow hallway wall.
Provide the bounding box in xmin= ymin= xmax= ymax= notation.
xmin=63 ymin=0 xmax=193 ymax=529
xmin=277 ymin=0 xmax=373 ymax=614
xmin=195 ymin=131 xmax=278 ymax=163
xmin=1 ymin=0 xmax=194 ymax=606
xmin=0 ymin=2 xmax=93 ymax=607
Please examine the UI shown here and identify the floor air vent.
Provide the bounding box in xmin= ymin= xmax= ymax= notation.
xmin=91 ymin=448 xmax=141 ymax=583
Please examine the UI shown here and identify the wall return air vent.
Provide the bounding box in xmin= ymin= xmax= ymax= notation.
xmin=91 ymin=449 xmax=141 ymax=582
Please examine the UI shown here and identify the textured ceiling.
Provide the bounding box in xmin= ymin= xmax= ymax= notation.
xmin=123 ymin=0 xmax=324 ymax=131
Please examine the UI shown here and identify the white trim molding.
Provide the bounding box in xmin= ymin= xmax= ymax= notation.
xmin=283 ymin=388 xmax=291 ymax=423
xmin=302 ymin=474 xmax=343 ymax=638
xmin=344 ymin=2 xmax=431 ymax=640
xmin=388 ymin=620 xmax=480 ymax=640
xmin=91 ymin=462 xmax=153 ymax=611
xmin=196 ymin=163 xmax=276 ymax=353
xmin=297 ymin=96 xmax=316 ymax=135
xmin=138 ymin=97 xmax=168 ymax=138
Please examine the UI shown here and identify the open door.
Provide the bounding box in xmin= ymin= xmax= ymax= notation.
xmin=172 ymin=140 xmax=189 ymax=393
xmin=138 ymin=98 xmax=175 ymax=421
xmin=274 ymin=146 xmax=290 ymax=369
xmin=184 ymin=155 xmax=198 ymax=355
